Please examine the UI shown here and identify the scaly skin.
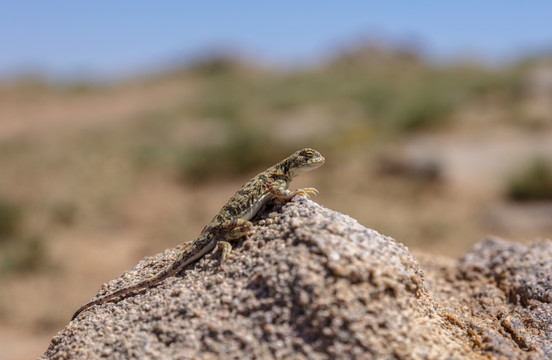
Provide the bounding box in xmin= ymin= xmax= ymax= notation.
xmin=72 ymin=148 xmax=325 ymax=320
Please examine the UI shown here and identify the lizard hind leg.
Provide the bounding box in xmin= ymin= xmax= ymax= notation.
xmin=216 ymin=241 xmax=233 ymax=263
xmin=214 ymin=219 xmax=254 ymax=263
xmin=224 ymin=220 xmax=255 ymax=240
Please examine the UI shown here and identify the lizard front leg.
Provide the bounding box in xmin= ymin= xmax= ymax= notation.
xmin=267 ymin=179 xmax=319 ymax=201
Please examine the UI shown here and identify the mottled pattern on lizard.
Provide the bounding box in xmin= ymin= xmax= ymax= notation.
xmin=71 ymin=148 xmax=325 ymax=320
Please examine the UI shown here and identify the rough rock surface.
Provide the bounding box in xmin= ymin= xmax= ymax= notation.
xmin=42 ymin=198 xmax=551 ymax=359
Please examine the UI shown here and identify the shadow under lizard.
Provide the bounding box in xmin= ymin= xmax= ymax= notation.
xmin=71 ymin=148 xmax=325 ymax=320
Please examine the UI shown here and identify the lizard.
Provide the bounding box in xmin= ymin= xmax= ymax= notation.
xmin=71 ymin=148 xmax=325 ymax=320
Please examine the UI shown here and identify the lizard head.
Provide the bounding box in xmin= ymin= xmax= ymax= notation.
xmin=286 ymin=148 xmax=325 ymax=179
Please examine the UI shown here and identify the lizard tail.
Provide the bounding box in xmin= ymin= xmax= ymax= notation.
xmin=71 ymin=237 xmax=215 ymax=320
xmin=71 ymin=254 xmax=189 ymax=320
xmin=71 ymin=269 xmax=172 ymax=320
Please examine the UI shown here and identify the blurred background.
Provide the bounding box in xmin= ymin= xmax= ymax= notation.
xmin=1 ymin=2 xmax=552 ymax=358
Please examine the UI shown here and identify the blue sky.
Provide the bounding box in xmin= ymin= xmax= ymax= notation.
xmin=2 ymin=1 xmax=552 ymax=79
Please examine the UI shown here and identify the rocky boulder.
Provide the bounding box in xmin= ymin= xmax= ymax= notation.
xmin=42 ymin=198 xmax=551 ymax=359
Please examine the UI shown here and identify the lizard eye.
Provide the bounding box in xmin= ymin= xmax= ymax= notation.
xmin=299 ymin=149 xmax=315 ymax=158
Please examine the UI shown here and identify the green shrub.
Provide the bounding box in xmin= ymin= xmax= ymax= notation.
xmin=176 ymin=132 xmax=290 ymax=183
xmin=0 ymin=198 xmax=22 ymax=241
xmin=392 ymin=92 xmax=453 ymax=132
xmin=507 ymin=158 xmax=552 ymax=201
xmin=193 ymin=91 xmax=243 ymax=121
xmin=2 ymin=236 xmax=48 ymax=274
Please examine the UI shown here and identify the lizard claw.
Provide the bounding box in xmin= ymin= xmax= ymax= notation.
xmin=293 ymin=187 xmax=319 ymax=198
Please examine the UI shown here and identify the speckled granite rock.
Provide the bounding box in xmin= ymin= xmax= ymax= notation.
xmin=42 ymin=198 xmax=551 ymax=359
xmin=419 ymin=238 xmax=552 ymax=359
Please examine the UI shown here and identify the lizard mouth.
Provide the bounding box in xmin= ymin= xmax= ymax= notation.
xmin=290 ymin=155 xmax=325 ymax=178
xmin=309 ymin=156 xmax=325 ymax=169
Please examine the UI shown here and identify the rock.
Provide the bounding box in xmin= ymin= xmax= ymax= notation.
xmin=426 ymin=238 xmax=551 ymax=358
xmin=42 ymin=198 xmax=551 ymax=359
